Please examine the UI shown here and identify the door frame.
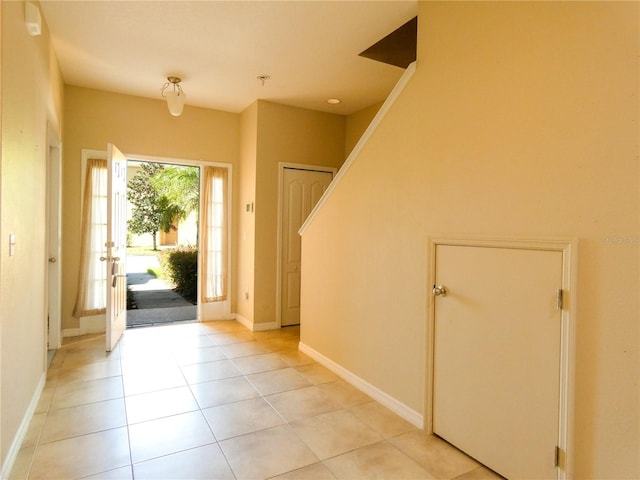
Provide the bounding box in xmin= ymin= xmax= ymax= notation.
xmin=46 ymin=133 xmax=62 ymax=351
xmin=425 ymin=235 xmax=578 ymax=480
xmin=125 ymin=153 xmax=233 ymax=322
xmin=276 ymin=162 xmax=336 ymax=328
xmin=75 ymin=150 xmax=232 ymax=334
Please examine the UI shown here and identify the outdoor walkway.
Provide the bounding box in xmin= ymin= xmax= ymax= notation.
xmin=127 ymin=255 xmax=196 ymax=327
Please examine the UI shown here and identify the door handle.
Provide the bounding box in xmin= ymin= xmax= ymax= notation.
xmin=48 ymin=257 xmax=57 ymax=263
xmin=433 ymin=285 xmax=447 ymax=297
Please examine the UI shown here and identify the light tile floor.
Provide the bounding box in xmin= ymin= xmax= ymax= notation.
xmin=10 ymin=320 xmax=503 ymax=480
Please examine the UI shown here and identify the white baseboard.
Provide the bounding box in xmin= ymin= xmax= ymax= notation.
xmin=235 ymin=313 xmax=251 ymax=331
xmin=299 ymin=342 xmax=424 ymax=428
xmin=252 ymin=321 xmax=278 ymax=332
xmin=62 ymin=328 xmax=81 ymax=337
xmin=1 ymin=372 xmax=46 ymax=479
xmin=234 ymin=314 xmax=279 ymax=332
xmin=63 ymin=314 xmax=106 ymax=338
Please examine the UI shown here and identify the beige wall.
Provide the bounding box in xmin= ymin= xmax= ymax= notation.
xmin=62 ymin=91 xmax=351 ymax=331
xmin=237 ymin=102 xmax=258 ymax=323
xmin=344 ymin=102 xmax=382 ymax=158
xmin=300 ymin=2 xmax=639 ymax=478
xmin=252 ymin=101 xmax=345 ymax=326
xmin=62 ymin=86 xmax=240 ymax=330
xmin=0 ymin=0 xmax=63 ymax=465
xmin=0 ymin=2 xmax=393 ymax=470
xmin=62 ymin=88 xmax=376 ymax=331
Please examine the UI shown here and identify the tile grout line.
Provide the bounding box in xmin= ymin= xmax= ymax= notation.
xmin=117 ymin=340 xmax=136 ymax=480
xmin=18 ymin=322 xmax=478 ymax=480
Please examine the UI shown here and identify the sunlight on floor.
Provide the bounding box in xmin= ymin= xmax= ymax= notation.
xmin=12 ymin=320 xmax=502 ymax=479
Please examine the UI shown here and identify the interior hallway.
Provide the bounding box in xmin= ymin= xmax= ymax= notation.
xmin=10 ymin=320 xmax=502 ymax=479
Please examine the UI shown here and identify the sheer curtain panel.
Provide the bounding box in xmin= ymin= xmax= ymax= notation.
xmin=73 ymin=159 xmax=108 ymax=317
xmin=201 ymin=166 xmax=228 ymax=302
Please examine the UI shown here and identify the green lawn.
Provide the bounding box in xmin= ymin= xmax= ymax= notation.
xmin=147 ymin=266 xmax=164 ymax=279
xmin=126 ymin=246 xmax=160 ymax=256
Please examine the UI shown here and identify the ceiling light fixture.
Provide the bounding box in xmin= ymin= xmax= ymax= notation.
xmin=327 ymin=98 xmax=341 ymax=105
xmin=161 ymin=76 xmax=185 ymax=116
xmin=257 ymin=74 xmax=271 ymax=86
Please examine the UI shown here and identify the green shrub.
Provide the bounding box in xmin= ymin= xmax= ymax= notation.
xmin=146 ymin=267 xmax=163 ymax=279
xmin=160 ymin=247 xmax=198 ymax=304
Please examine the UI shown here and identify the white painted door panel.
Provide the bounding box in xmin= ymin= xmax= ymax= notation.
xmin=281 ymin=168 xmax=333 ymax=326
xmin=47 ymin=144 xmax=62 ymax=350
xmin=433 ymin=244 xmax=562 ymax=479
xmin=106 ymin=144 xmax=127 ymax=352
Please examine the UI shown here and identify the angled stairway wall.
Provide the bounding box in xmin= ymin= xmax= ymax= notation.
xmin=299 ymin=3 xmax=639 ymax=479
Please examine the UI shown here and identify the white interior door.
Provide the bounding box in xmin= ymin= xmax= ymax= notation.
xmin=433 ymin=244 xmax=563 ymax=479
xmin=47 ymin=143 xmax=62 ymax=350
xmin=106 ymin=144 xmax=127 ymax=351
xmin=281 ymin=167 xmax=333 ymax=326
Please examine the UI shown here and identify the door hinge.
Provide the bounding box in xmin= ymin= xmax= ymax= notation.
xmin=554 ymin=445 xmax=561 ymax=467
xmin=557 ymin=289 xmax=564 ymax=310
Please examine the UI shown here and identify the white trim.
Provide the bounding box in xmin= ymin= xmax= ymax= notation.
xmin=299 ymin=342 xmax=424 ymax=428
xmin=62 ymin=314 xmax=106 ymax=337
xmin=276 ymin=163 xmax=337 ymax=329
xmin=235 ymin=313 xmax=278 ymax=332
xmin=79 ymin=150 xmax=235 ymax=326
xmin=126 ymin=152 xmax=229 ymax=169
xmin=425 ymin=235 xmax=577 ymax=480
xmin=62 ymin=328 xmax=81 ymax=338
xmin=200 ymin=301 xmax=232 ymax=322
xmin=253 ymin=321 xmax=279 ymax=332
xmin=1 ymin=373 xmax=46 ymax=479
xmin=299 ymin=61 xmax=416 ymax=236
xmin=47 ymin=136 xmax=63 ymax=351
xmin=235 ymin=313 xmax=252 ymax=331
xmin=80 ymin=314 xmax=107 ymax=334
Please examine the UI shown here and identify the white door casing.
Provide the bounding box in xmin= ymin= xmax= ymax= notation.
xmin=47 ymin=141 xmax=62 ymax=350
xmin=105 ymin=144 xmax=127 ymax=351
xmin=278 ymin=165 xmax=334 ymax=327
xmin=125 ymin=154 xmax=232 ymax=323
xmin=427 ymin=237 xmax=577 ymax=480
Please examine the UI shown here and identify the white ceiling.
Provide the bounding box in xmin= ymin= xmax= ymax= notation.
xmin=39 ymin=1 xmax=418 ymax=115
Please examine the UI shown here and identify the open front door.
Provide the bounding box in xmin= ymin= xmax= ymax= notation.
xmin=106 ymin=144 xmax=127 ymax=351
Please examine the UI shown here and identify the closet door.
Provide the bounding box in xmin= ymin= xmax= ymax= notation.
xmin=433 ymin=244 xmax=563 ymax=479
xmin=281 ymin=168 xmax=333 ymax=326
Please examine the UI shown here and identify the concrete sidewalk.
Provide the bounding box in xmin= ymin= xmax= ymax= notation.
xmin=127 ymin=254 xmax=196 ymax=327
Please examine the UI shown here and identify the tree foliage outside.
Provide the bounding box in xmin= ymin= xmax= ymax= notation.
xmin=127 ymin=163 xmax=165 ymax=250
xmin=127 ymin=162 xmax=200 ymax=251
xmin=151 ymin=166 xmax=199 ymax=219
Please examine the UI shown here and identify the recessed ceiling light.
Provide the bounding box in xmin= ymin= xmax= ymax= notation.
xmin=327 ymin=98 xmax=341 ymax=105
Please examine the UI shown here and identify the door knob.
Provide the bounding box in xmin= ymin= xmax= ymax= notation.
xmin=48 ymin=257 xmax=57 ymax=263
xmin=433 ymin=285 xmax=447 ymax=297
